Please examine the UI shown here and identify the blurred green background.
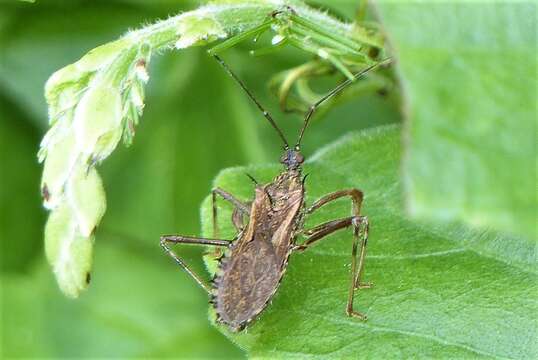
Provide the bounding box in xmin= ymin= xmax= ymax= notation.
xmin=0 ymin=0 xmax=400 ymax=358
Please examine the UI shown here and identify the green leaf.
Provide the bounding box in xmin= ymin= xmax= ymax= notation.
xmin=375 ymin=2 xmax=537 ymax=240
xmin=200 ymin=125 xmax=536 ymax=358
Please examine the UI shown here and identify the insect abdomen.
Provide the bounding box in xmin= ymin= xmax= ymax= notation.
xmin=214 ymin=239 xmax=285 ymax=331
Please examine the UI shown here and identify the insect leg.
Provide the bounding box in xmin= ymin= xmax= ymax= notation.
xmin=295 ymin=215 xmax=371 ymax=290
xmin=212 ymin=188 xmax=250 ymax=237
xmin=293 ymin=215 xmax=370 ymax=320
xmin=306 ymin=188 xmax=364 ymax=215
xmin=306 ymin=189 xmax=371 ymax=290
xmin=231 ymin=203 xmax=252 ymax=232
xmin=299 ymin=188 xmax=372 ymax=319
xmin=295 ymin=217 xmax=353 ymax=249
xmin=296 ymin=217 xmax=370 ymax=290
xmin=160 ymin=235 xmax=230 ymax=295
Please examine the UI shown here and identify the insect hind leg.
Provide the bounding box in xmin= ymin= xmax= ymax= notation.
xmin=297 ymin=188 xmax=372 ymax=320
xmin=350 ymin=216 xmax=370 ymax=317
xmin=160 ymin=235 xmax=230 ymax=295
xmin=293 ymin=215 xmax=370 ymax=320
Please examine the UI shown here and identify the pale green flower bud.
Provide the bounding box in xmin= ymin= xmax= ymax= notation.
xmin=73 ymin=85 xmax=123 ymax=163
xmin=66 ymin=164 xmax=106 ymax=237
xmin=45 ymin=39 xmax=128 ymax=109
xmin=40 ymin=127 xmax=78 ymax=209
xmin=45 ymin=202 xmax=94 ymax=299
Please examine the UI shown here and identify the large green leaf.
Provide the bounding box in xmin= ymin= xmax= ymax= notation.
xmin=200 ymin=125 xmax=536 ymax=358
xmin=375 ymin=3 xmax=537 ymax=240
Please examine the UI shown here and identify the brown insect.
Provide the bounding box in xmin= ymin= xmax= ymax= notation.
xmin=160 ymin=55 xmax=390 ymax=332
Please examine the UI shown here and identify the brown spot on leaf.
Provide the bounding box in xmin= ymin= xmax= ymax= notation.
xmin=85 ymin=272 xmax=91 ymax=285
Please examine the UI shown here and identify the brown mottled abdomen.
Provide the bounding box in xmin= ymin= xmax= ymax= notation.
xmin=213 ymin=179 xmax=303 ymax=331
xmin=214 ymin=238 xmax=286 ymax=331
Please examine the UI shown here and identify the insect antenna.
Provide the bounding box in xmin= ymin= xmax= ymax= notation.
xmin=295 ymin=58 xmax=392 ymax=148
xmin=213 ymin=54 xmax=290 ymax=149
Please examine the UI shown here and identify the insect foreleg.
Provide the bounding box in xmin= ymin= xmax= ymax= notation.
xmin=160 ymin=235 xmax=230 ymax=294
xmin=293 ymin=215 xmax=370 ymax=320
xmin=212 ymin=188 xmax=250 ymax=237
